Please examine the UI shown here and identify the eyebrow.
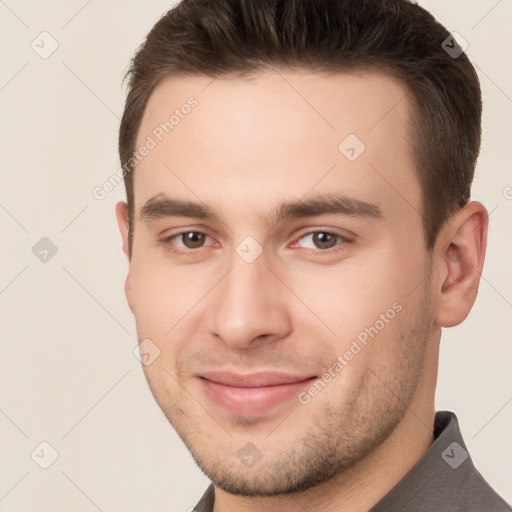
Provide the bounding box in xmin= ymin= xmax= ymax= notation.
xmin=139 ymin=193 xmax=383 ymax=225
xmin=140 ymin=195 xmax=216 ymax=222
xmin=270 ymin=195 xmax=383 ymax=224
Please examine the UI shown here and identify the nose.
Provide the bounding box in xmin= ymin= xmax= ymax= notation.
xmin=205 ymin=251 xmax=293 ymax=349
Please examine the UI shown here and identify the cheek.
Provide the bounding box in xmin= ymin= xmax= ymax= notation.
xmin=129 ymin=256 xmax=204 ymax=335
xmin=130 ymin=276 xmax=171 ymax=336
xmin=282 ymin=258 xmax=406 ymax=341
xmin=281 ymin=251 xmax=427 ymax=376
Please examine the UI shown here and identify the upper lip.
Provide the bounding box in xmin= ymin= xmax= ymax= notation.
xmin=199 ymin=371 xmax=316 ymax=388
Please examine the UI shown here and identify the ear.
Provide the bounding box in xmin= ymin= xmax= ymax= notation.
xmin=433 ymin=201 xmax=488 ymax=327
xmin=115 ymin=201 xmax=130 ymax=258
xmin=115 ymin=201 xmax=135 ymax=314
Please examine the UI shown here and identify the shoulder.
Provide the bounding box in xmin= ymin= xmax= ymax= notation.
xmin=459 ymin=468 xmax=511 ymax=511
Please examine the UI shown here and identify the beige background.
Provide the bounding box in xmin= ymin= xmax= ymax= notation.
xmin=0 ymin=0 xmax=511 ymax=510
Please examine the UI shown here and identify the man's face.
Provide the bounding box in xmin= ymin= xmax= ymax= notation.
xmin=120 ymin=70 xmax=436 ymax=495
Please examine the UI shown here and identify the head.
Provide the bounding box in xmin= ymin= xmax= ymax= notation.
xmin=116 ymin=0 xmax=487 ymax=498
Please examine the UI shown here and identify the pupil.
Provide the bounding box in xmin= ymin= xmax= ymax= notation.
xmin=313 ymin=232 xmax=336 ymax=249
xmin=184 ymin=232 xmax=205 ymax=248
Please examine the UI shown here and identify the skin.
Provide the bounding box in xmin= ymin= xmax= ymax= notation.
xmin=116 ymin=70 xmax=487 ymax=512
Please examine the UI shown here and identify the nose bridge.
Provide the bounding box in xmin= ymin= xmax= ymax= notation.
xmin=206 ymin=250 xmax=291 ymax=348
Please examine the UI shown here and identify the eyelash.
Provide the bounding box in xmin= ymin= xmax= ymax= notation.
xmin=291 ymin=232 xmax=351 ymax=254
xmin=159 ymin=230 xmax=352 ymax=256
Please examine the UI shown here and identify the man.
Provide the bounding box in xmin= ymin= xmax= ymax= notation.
xmin=115 ymin=0 xmax=511 ymax=510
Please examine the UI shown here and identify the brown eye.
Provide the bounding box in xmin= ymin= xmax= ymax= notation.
xmin=296 ymin=231 xmax=347 ymax=252
xmin=180 ymin=232 xmax=207 ymax=248
xmin=312 ymin=232 xmax=338 ymax=249
xmin=161 ymin=230 xmax=216 ymax=255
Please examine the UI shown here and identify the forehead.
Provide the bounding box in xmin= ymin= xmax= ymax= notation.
xmin=133 ymin=70 xmax=419 ymax=223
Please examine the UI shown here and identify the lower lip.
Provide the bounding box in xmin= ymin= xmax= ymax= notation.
xmin=198 ymin=377 xmax=316 ymax=416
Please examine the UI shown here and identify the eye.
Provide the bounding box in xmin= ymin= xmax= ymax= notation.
xmin=164 ymin=231 xmax=215 ymax=250
xmin=295 ymin=231 xmax=348 ymax=251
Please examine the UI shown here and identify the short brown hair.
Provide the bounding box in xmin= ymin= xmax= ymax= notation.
xmin=119 ymin=0 xmax=482 ymax=253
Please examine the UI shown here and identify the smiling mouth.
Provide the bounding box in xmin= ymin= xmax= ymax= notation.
xmin=196 ymin=371 xmax=317 ymax=415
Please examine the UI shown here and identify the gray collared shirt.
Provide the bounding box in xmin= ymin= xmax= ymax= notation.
xmin=192 ymin=411 xmax=511 ymax=511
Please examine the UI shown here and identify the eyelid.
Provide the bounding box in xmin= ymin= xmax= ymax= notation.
xmin=159 ymin=228 xmax=218 ymax=253
xmin=291 ymin=226 xmax=354 ymax=242
xmin=291 ymin=230 xmax=351 ymax=249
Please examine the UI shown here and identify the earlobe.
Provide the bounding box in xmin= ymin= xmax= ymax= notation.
xmin=434 ymin=201 xmax=488 ymax=327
